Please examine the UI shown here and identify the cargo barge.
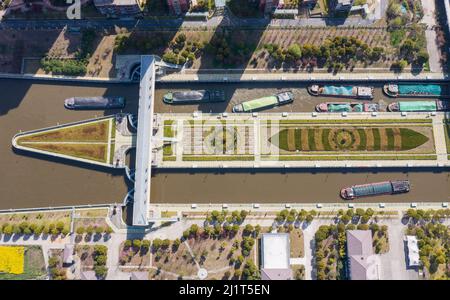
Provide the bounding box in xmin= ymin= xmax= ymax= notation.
xmin=308 ymin=85 xmax=374 ymax=100
xmin=64 ymin=96 xmax=125 ymax=110
xmin=383 ymin=83 xmax=449 ymax=98
xmin=340 ymin=180 xmax=410 ymax=200
xmin=232 ymin=91 xmax=294 ymax=113
xmin=315 ymin=102 xmax=379 ymax=113
xmin=388 ymin=100 xmax=450 ymax=112
xmin=163 ymin=90 xmax=225 ymax=104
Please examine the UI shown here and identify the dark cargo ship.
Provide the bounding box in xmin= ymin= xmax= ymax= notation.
xmin=340 ymin=180 xmax=410 ymax=200
xmin=64 ymin=96 xmax=125 ymax=110
xmin=163 ymin=90 xmax=225 ymax=104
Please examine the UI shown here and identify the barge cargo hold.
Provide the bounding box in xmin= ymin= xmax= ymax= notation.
xmin=340 ymin=180 xmax=410 ymax=200
xmin=308 ymin=85 xmax=374 ymax=99
xmin=232 ymin=91 xmax=294 ymax=113
xmin=163 ymin=90 xmax=225 ymax=104
xmin=315 ymin=102 xmax=379 ymax=113
xmin=388 ymin=100 xmax=450 ymax=112
xmin=383 ymin=83 xmax=448 ymax=98
xmin=64 ymin=96 xmax=125 ymax=109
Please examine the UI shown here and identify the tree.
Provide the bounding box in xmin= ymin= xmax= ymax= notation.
xmin=86 ymin=225 xmax=94 ymax=235
xmin=172 ymin=238 xmax=181 ymax=251
xmin=95 ymin=255 xmax=107 ymax=266
xmin=94 ymin=265 xmax=108 ymax=279
xmin=133 ymin=239 xmax=142 ymax=249
xmin=94 ymin=245 xmax=108 ymax=257
xmin=287 ymin=43 xmax=302 ymax=60
xmin=56 ymin=221 xmax=65 ymax=233
xmin=48 ymin=256 xmax=59 ymax=268
xmin=124 ymin=239 xmax=132 ymax=248
xmin=416 ymin=50 xmax=429 ymax=65
xmin=341 ymin=214 xmax=351 ymax=224
xmin=189 ymin=224 xmax=199 ymax=236
xmin=243 ymin=224 xmax=254 ymax=235
xmin=141 ymin=240 xmax=151 ymax=252
xmin=76 ymin=226 xmax=85 ymax=235
xmin=162 ymin=239 xmax=171 ymax=249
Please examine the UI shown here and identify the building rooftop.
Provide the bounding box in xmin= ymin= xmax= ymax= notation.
xmin=261 ymin=233 xmax=290 ymax=269
xmin=347 ymin=230 xmax=380 ymax=280
xmin=406 ymin=235 xmax=420 ymax=267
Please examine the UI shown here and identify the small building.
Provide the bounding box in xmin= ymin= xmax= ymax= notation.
xmin=347 ymin=230 xmax=380 ymax=280
xmin=260 ymin=233 xmax=293 ymax=280
xmin=167 ymin=0 xmax=190 ymax=15
xmin=405 ymin=236 xmax=420 ymax=267
xmin=81 ymin=271 xmax=97 ymax=280
xmin=333 ymin=0 xmax=354 ymax=12
xmin=130 ymin=271 xmax=148 ymax=280
xmin=93 ymin=0 xmax=144 ymax=17
xmin=63 ymin=244 xmax=75 ymax=266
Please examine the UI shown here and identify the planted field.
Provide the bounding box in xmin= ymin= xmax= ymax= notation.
xmin=0 ymin=246 xmax=46 ymax=280
xmin=0 ymin=246 xmax=24 ymax=275
xmin=17 ymin=119 xmax=110 ymax=143
xmin=271 ymin=126 xmax=431 ymax=153
xmin=24 ymin=143 xmax=108 ymax=163
xmin=15 ymin=118 xmax=115 ymax=164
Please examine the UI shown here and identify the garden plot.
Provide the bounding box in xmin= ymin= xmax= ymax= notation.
xmin=14 ymin=117 xmax=118 ymax=165
xmin=267 ymin=120 xmax=435 ymax=160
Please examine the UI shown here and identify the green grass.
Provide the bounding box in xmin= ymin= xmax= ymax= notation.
xmin=386 ymin=128 xmax=395 ymax=151
xmin=279 ymin=119 xmax=432 ymax=124
xmin=163 ymin=144 xmax=173 ymax=156
xmin=183 ymin=156 xmax=255 ymax=161
xmin=0 ymin=246 xmax=46 ymax=280
xmin=400 ymin=128 xmax=429 ymax=151
xmin=444 ymin=122 xmax=450 ymax=154
xmin=390 ymin=29 xmax=406 ymax=47
xmin=372 ymin=128 xmax=381 ymax=151
xmin=164 ymin=121 xmax=175 ymax=138
xmin=357 ymin=129 xmax=367 ymax=151
xmin=322 ymin=129 xmax=331 ymax=151
xmin=268 ymin=155 xmax=437 ymax=161
xmin=308 ymin=129 xmax=316 ymax=151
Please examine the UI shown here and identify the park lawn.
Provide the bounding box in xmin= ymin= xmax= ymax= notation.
xmin=0 ymin=211 xmax=70 ymax=227
xmin=118 ymin=242 xmax=151 ymax=270
xmin=289 ymin=229 xmax=305 ymax=258
xmin=271 ymin=126 xmax=430 ymax=153
xmin=17 ymin=119 xmax=111 ymax=143
xmin=444 ymin=123 xmax=450 ymax=155
xmin=152 ymin=242 xmax=198 ymax=277
xmin=0 ymin=246 xmax=46 ymax=280
xmin=23 ymin=143 xmax=108 ymax=163
xmin=75 ymin=208 xmax=109 ymax=218
xmin=75 ymin=245 xmax=98 ymax=270
xmin=164 ymin=120 xmax=175 ymax=138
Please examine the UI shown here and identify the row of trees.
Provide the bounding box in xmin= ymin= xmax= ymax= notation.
xmin=406 ymin=223 xmax=449 ymax=279
xmin=275 ymin=209 xmax=317 ymax=224
xmin=206 ymin=209 xmax=248 ymax=225
xmin=93 ymin=245 xmax=108 ymax=279
xmin=48 ymin=255 xmax=66 ymax=280
xmin=75 ymin=225 xmax=113 ymax=236
xmin=265 ymin=36 xmax=385 ymax=71
xmin=0 ymin=221 xmax=69 ymax=236
xmin=404 ymin=209 xmax=450 ymax=223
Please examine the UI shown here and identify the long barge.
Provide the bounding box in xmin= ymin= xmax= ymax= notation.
xmin=383 ymin=83 xmax=449 ymax=98
xmin=163 ymin=90 xmax=225 ymax=104
xmin=64 ymin=96 xmax=125 ymax=110
xmin=308 ymin=85 xmax=374 ymax=99
xmin=340 ymin=180 xmax=410 ymax=200
xmin=315 ymin=102 xmax=379 ymax=113
xmin=388 ymin=100 xmax=450 ymax=112
xmin=232 ymin=91 xmax=294 ymax=113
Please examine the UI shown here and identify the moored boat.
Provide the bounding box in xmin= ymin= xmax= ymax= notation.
xmin=64 ymin=96 xmax=125 ymax=110
xmin=163 ymin=90 xmax=225 ymax=104
xmin=232 ymin=91 xmax=294 ymax=113
xmin=308 ymin=85 xmax=374 ymax=99
xmin=315 ymin=102 xmax=379 ymax=113
xmin=383 ymin=83 xmax=447 ymax=98
xmin=340 ymin=180 xmax=410 ymax=200
xmin=388 ymin=100 xmax=450 ymax=112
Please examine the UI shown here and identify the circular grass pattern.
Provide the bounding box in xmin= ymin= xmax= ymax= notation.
xmin=328 ymin=128 xmax=360 ymax=151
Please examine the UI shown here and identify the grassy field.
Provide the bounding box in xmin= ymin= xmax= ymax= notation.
xmin=271 ymin=126 xmax=431 ymax=153
xmin=16 ymin=118 xmax=114 ymax=164
xmin=0 ymin=246 xmax=46 ymax=280
xmin=444 ymin=122 xmax=450 ymax=158
xmin=24 ymin=143 xmax=108 ymax=163
xmin=17 ymin=119 xmax=110 ymax=143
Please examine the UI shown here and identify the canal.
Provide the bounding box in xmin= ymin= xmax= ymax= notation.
xmin=0 ymin=79 xmax=448 ymax=209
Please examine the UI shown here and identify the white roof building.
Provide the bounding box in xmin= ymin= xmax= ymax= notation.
xmin=405 ymin=236 xmax=420 ymax=267
xmin=260 ymin=233 xmax=292 ymax=280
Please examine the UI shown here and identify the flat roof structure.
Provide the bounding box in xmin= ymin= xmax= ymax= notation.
xmin=132 ymin=55 xmax=155 ymax=226
xmin=406 ymin=235 xmax=420 ymax=267
xmin=261 ymin=233 xmax=292 ymax=280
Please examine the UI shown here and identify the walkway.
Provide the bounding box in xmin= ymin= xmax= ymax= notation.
xmin=421 ymin=0 xmax=441 ymax=73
